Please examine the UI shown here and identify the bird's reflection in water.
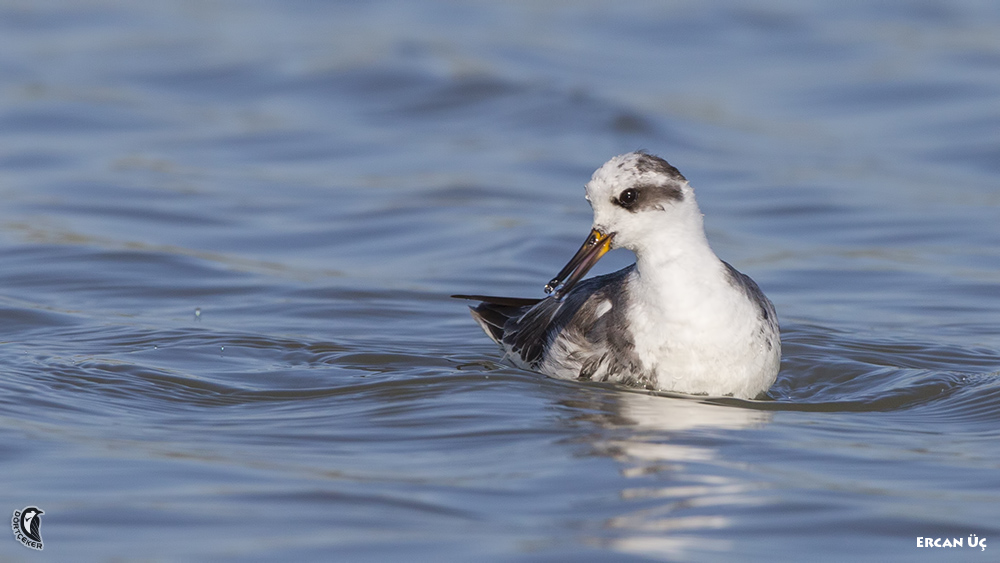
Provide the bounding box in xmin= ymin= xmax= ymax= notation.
xmin=565 ymin=388 xmax=773 ymax=560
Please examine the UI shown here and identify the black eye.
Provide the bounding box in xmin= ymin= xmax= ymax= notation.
xmin=618 ymin=188 xmax=638 ymax=208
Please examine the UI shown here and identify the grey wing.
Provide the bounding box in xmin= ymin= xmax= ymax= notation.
xmin=458 ymin=276 xmax=625 ymax=368
xmin=455 ymin=294 xmax=542 ymax=345
xmin=505 ymin=267 xmax=643 ymax=379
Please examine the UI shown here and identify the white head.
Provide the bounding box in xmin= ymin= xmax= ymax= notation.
xmin=545 ymin=152 xmax=708 ymax=297
xmin=585 ymin=151 xmax=704 ymax=257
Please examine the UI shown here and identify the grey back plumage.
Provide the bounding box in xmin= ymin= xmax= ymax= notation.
xmin=468 ymin=266 xmax=649 ymax=384
xmin=721 ymin=261 xmax=779 ymax=352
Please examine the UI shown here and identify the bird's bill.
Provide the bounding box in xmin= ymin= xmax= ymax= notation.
xmin=544 ymin=229 xmax=613 ymax=298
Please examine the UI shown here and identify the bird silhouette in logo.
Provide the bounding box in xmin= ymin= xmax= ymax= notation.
xmin=19 ymin=507 xmax=42 ymax=543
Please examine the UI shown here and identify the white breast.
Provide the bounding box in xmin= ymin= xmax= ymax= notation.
xmin=625 ymin=263 xmax=780 ymax=398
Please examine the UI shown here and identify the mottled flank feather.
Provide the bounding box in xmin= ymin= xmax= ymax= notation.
xmin=462 ymin=267 xmax=655 ymax=387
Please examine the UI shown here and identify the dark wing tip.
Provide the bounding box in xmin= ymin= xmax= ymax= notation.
xmin=451 ymin=294 xmax=542 ymax=308
xmin=469 ymin=306 xmax=505 ymax=344
xmin=456 ymin=294 xmax=546 ymax=355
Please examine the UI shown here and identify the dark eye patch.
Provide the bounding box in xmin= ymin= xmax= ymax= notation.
xmin=613 ymin=183 xmax=683 ymax=212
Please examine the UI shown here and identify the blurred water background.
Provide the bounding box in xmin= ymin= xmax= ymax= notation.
xmin=1 ymin=1 xmax=1000 ymax=561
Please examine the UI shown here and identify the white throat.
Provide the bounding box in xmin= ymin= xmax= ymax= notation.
xmin=622 ymin=211 xmax=769 ymax=395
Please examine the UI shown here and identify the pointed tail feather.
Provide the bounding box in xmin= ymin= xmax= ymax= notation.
xmin=453 ymin=294 xmax=542 ymax=347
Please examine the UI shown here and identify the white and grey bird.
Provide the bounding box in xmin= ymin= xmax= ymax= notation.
xmin=455 ymin=152 xmax=780 ymax=399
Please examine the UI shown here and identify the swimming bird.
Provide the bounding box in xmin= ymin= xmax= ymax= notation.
xmin=455 ymin=152 xmax=780 ymax=399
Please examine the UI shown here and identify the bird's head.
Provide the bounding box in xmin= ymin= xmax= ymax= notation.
xmin=545 ymin=152 xmax=702 ymax=297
